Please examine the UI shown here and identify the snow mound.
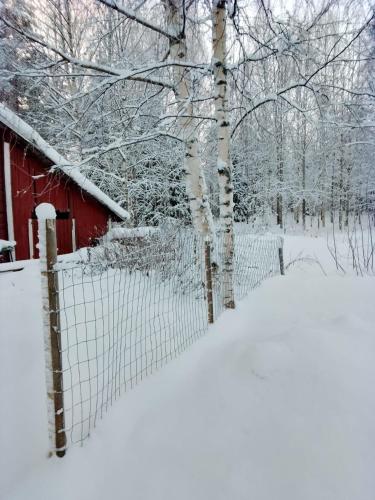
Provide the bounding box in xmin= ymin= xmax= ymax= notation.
xmin=105 ymin=226 xmax=158 ymax=240
xmin=0 ymin=239 xmax=16 ymax=251
xmin=35 ymin=203 xmax=56 ymax=220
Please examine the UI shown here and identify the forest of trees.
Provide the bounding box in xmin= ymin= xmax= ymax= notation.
xmin=0 ymin=0 xmax=374 ymax=236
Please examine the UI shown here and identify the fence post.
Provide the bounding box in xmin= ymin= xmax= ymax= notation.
xmin=278 ymin=237 xmax=285 ymax=276
xmin=36 ymin=203 xmax=66 ymax=458
xmin=204 ymin=240 xmax=214 ymax=324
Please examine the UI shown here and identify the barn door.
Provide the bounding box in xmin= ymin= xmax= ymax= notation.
xmin=31 ymin=215 xmax=74 ymax=258
xmin=56 ymin=218 xmax=74 ymax=255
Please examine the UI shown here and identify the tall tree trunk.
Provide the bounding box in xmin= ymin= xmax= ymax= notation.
xmin=275 ymin=102 xmax=284 ymax=229
xmin=339 ymin=133 xmax=344 ymax=231
xmin=164 ymin=0 xmax=213 ymax=238
xmin=331 ymin=160 xmax=335 ymax=224
xmin=294 ymin=205 xmax=300 ymax=224
xmin=321 ymin=206 xmax=326 ymax=227
xmin=212 ymin=0 xmax=235 ymax=309
xmin=301 ymin=117 xmax=307 ymax=230
xmin=345 ymin=164 xmax=351 ymax=227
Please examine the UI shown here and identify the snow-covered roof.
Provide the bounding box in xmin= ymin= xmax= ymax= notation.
xmin=0 ymin=103 xmax=129 ymax=221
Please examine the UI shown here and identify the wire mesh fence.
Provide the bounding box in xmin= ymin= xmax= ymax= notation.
xmin=41 ymin=222 xmax=283 ymax=452
xmin=234 ymin=231 xmax=282 ymax=300
xmin=54 ymin=228 xmax=207 ymax=445
xmin=212 ymin=227 xmax=282 ymax=320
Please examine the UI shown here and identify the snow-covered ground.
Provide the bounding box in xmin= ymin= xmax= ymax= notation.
xmin=1 ymin=234 xmax=374 ymax=500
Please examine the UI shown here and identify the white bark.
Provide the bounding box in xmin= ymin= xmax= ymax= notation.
xmin=212 ymin=0 xmax=235 ymax=309
xmin=164 ymin=0 xmax=214 ymax=239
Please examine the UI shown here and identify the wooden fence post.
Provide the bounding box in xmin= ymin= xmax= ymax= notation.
xmin=36 ymin=203 xmax=66 ymax=458
xmin=204 ymin=240 xmax=214 ymax=324
xmin=278 ymin=237 xmax=285 ymax=276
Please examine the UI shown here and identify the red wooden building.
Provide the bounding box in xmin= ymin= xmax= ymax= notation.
xmin=0 ymin=104 xmax=129 ymax=261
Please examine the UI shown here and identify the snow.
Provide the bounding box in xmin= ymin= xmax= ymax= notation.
xmin=105 ymin=226 xmax=158 ymax=240
xmin=56 ymin=247 xmax=91 ymax=264
xmin=35 ymin=203 xmax=56 ymax=220
xmin=0 ymin=103 xmax=130 ymax=221
xmin=0 ymin=239 xmax=16 ymax=251
xmin=0 ymin=261 xmax=48 ymax=498
xmin=1 ymin=234 xmax=375 ymax=500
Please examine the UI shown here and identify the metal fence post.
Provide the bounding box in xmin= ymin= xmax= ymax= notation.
xmin=278 ymin=237 xmax=285 ymax=276
xmin=36 ymin=203 xmax=66 ymax=457
xmin=204 ymin=240 xmax=214 ymax=324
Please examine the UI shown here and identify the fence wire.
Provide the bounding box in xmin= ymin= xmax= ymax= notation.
xmin=213 ymin=228 xmax=282 ymax=320
xmin=51 ymin=226 xmax=282 ymax=447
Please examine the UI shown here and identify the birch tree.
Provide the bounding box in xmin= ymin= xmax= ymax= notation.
xmin=212 ymin=0 xmax=234 ymax=308
xmin=163 ymin=0 xmax=214 ymax=238
xmin=1 ymin=0 xmax=374 ymax=243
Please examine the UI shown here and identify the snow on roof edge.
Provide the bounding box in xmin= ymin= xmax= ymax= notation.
xmin=0 ymin=103 xmax=130 ymax=221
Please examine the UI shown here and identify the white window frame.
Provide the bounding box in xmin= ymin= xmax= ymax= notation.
xmin=3 ymin=141 xmax=15 ymax=260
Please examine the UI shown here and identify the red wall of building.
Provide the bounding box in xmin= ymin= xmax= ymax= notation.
xmin=0 ymin=136 xmax=7 ymax=241
xmin=70 ymin=183 xmax=110 ymax=249
xmin=0 ymin=133 xmax=116 ymax=261
xmin=9 ymin=141 xmax=35 ymax=259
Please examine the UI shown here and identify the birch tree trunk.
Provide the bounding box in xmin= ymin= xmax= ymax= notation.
xmin=212 ymin=0 xmax=235 ymax=309
xmin=164 ymin=0 xmax=213 ymax=239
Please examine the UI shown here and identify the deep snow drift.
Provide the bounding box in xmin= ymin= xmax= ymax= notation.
xmin=1 ymin=234 xmax=374 ymax=500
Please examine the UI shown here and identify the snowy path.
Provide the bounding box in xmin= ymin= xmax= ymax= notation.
xmin=1 ymin=236 xmax=375 ymax=500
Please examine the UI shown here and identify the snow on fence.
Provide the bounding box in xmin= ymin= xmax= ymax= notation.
xmin=37 ymin=207 xmax=283 ymax=456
